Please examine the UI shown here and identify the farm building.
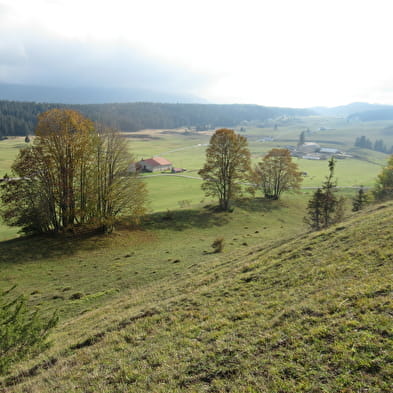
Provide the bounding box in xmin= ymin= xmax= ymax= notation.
xmin=298 ymin=142 xmax=320 ymax=153
xmin=320 ymin=147 xmax=340 ymax=154
xmin=302 ymin=154 xmax=321 ymax=160
xmin=138 ymin=157 xmax=173 ymax=172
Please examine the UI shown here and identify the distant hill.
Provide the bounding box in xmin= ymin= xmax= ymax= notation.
xmin=0 ymin=83 xmax=205 ymax=105
xmin=0 ymin=100 xmax=313 ymax=137
xmin=348 ymin=107 xmax=393 ymax=122
xmin=312 ymin=102 xmax=393 ymax=117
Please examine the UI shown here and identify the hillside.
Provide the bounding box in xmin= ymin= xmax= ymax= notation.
xmin=1 ymin=202 xmax=392 ymax=392
xmin=312 ymin=102 xmax=393 ymax=117
xmin=348 ymin=108 xmax=393 ymax=122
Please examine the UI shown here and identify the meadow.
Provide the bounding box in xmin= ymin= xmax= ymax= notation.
xmin=1 ymin=117 xmax=393 ymax=392
xmin=1 ymin=198 xmax=392 ymax=392
xmin=1 ymin=117 xmax=391 ymax=240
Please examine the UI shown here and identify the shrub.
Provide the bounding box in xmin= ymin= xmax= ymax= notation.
xmin=0 ymin=287 xmax=58 ymax=375
xmin=373 ymin=155 xmax=393 ymax=201
xmin=211 ymin=237 xmax=224 ymax=253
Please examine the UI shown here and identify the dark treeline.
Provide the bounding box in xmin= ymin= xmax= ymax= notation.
xmin=354 ymin=135 xmax=393 ymax=154
xmin=0 ymin=101 xmax=312 ymax=137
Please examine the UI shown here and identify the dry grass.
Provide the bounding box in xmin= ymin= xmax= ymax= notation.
xmin=1 ymin=202 xmax=393 ymax=392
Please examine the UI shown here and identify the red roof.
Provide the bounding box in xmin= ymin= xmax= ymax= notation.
xmin=141 ymin=157 xmax=172 ymax=166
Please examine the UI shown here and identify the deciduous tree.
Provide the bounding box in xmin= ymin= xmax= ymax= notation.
xmin=254 ymin=148 xmax=302 ymax=200
xmin=0 ymin=109 xmax=146 ymax=234
xmin=198 ymin=128 xmax=251 ymax=211
xmin=373 ymin=155 xmax=393 ymax=201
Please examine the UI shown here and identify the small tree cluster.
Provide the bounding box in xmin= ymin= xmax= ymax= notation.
xmin=199 ymin=129 xmax=304 ymax=210
xmin=0 ymin=109 xmax=147 ymax=234
xmin=355 ymin=136 xmax=393 ymax=154
xmin=304 ymin=158 xmax=345 ymax=230
xmin=0 ymin=287 xmax=58 ymax=375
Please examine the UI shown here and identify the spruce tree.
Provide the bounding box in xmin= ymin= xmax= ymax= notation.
xmin=304 ymin=158 xmax=345 ymax=230
xmin=0 ymin=287 xmax=58 ymax=375
xmin=352 ymin=186 xmax=368 ymax=211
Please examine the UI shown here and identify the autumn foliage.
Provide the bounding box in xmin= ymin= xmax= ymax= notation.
xmin=0 ymin=109 xmax=146 ymax=234
xmin=198 ymin=129 xmax=251 ymax=211
xmin=254 ymin=148 xmax=303 ymax=200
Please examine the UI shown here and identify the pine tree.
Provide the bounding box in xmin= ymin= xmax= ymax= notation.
xmin=304 ymin=188 xmax=324 ymax=230
xmin=352 ymin=186 xmax=368 ymax=211
xmin=304 ymin=157 xmax=345 ymax=230
xmin=298 ymin=131 xmax=306 ymax=147
xmin=0 ymin=287 xmax=58 ymax=375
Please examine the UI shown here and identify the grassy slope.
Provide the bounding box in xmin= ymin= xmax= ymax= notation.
xmin=1 ymin=202 xmax=393 ymax=392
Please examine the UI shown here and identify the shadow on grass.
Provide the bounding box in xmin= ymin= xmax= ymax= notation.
xmin=0 ymin=230 xmax=111 ymax=265
xmin=235 ymin=197 xmax=284 ymax=213
xmin=145 ymin=207 xmax=230 ymax=231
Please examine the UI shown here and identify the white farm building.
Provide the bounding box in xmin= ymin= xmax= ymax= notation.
xmin=298 ymin=142 xmax=320 ymax=153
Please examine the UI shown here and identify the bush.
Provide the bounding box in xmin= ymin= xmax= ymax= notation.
xmin=211 ymin=237 xmax=224 ymax=253
xmin=373 ymin=155 xmax=393 ymax=201
xmin=0 ymin=287 xmax=58 ymax=375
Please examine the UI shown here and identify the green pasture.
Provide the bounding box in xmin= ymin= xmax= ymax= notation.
xmin=0 ymin=137 xmax=27 ymax=177
xmin=126 ymin=130 xmax=210 ymax=171
xmin=0 ymin=120 xmax=391 ymax=241
xmin=2 ymin=199 xmax=393 ymax=392
xmin=0 ymin=192 xmax=309 ymax=320
xmin=2 ymin=121 xmax=393 ymax=392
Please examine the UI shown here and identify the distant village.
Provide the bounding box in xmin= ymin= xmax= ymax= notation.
xmin=288 ymin=142 xmax=352 ymax=160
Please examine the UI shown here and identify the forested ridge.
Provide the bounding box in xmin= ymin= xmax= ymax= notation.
xmin=0 ymin=101 xmax=312 ymax=137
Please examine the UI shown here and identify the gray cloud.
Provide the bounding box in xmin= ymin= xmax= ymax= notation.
xmin=0 ymin=27 xmax=209 ymax=95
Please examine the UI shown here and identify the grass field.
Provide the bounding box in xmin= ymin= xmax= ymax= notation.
xmin=0 ymin=120 xmax=390 ymax=241
xmin=1 ymin=199 xmax=392 ymax=392
xmin=1 ymin=118 xmax=392 ymax=391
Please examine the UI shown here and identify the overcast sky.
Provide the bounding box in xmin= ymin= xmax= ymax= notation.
xmin=1 ymin=0 xmax=393 ymax=107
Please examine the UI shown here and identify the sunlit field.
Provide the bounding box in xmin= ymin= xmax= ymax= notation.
xmin=0 ymin=118 xmax=391 ymax=241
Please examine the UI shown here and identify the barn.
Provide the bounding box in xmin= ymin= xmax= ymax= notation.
xmin=138 ymin=157 xmax=173 ymax=172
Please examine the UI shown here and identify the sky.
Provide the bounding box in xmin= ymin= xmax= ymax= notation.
xmin=1 ymin=0 xmax=393 ymax=107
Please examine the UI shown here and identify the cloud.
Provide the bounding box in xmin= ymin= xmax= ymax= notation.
xmin=0 ymin=26 xmax=210 ymax=95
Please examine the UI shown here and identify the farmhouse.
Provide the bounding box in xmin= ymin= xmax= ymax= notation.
xmin=138 ymin=157 xmax=172 ymax=172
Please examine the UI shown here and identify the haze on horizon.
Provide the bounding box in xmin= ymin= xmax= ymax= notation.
xmin=1 ymin=0 xmax=393 ymax=108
